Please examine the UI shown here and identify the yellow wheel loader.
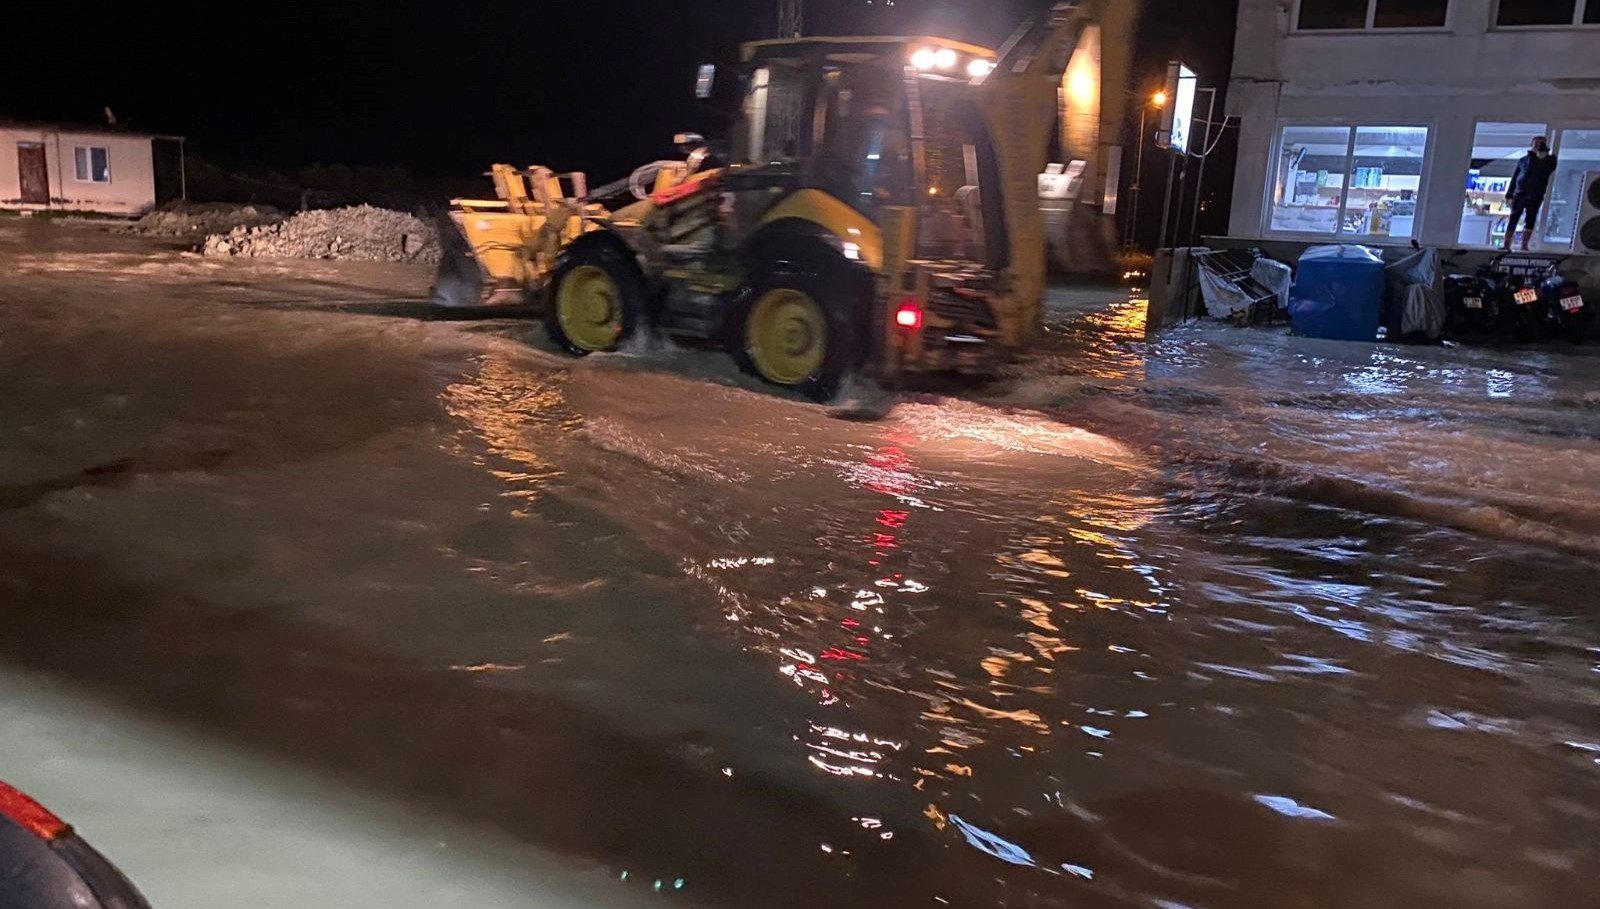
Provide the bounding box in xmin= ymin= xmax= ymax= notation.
xmin=433 ymin=1 xmax=1107 ymax=400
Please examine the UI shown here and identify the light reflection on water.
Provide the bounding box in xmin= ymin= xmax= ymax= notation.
xmin=441 ymin=290 xmax=1600 ymax=906
xmin=669 ymin=326 xmax=1598 ymax=905
xmin=685 ymin=415 xmax=1228 ymax=892
xmin=441 ymin=350 xmax=579 ymax=513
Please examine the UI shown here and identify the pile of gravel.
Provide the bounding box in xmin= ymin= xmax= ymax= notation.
xmin=128 ymin=202 xmax=283 ymax=237
xmin=202 ymin=205 xmax=440 ymax=265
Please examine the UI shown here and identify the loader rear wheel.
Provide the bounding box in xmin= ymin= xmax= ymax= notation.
xmin=733 ymin=267 xmax=865 ymax=402
xmin=546 ymin=242 xmax=644 ymax=355
xmin=747 ymin=289 xmax=828 ymax=385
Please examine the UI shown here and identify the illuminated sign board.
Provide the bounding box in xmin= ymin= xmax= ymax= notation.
xmin=1156 ymin=62 xmax=1198 ymax=154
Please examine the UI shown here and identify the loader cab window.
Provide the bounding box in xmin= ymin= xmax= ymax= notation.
xmin=740 ymin=64 xmax=809 ymax=165
xmin=913 ymin=75 xmax=993 ymax=262
xmin=808 ymin=64 xmax=914 ymax=212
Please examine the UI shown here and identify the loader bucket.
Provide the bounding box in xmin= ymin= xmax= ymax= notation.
xmin=430 ymin=210 xmax=540 ymax=309
xmin=431 ymin=212 xmax=487 ymax=308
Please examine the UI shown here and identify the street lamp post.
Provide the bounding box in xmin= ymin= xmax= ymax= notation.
xmin=1125 ymin=90 xmax=1167 ymax=249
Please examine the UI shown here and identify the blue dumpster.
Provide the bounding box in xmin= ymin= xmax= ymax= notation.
xmin=1289 ymin=245 xmax=1386 ymax=341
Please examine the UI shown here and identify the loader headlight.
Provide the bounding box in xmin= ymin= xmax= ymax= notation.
xmin=911 ymin=47 xmax=939 ymax=70
xmin=934 ymin=48 xmax=958 ymax=70
xmin=967 ymin=58 xmax=994 ymax=78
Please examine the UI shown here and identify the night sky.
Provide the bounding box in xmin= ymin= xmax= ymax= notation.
xmin=8 ymin=0 xmax=1237 ymax=224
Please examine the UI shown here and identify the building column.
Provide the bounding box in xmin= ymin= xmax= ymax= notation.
xmin=1224 ymin=81 xmax=1280 ymax=238
xmin=1418 ymin=113 xmax=1475 ymax=249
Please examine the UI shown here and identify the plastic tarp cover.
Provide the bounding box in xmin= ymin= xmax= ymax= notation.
xmin=1397 ymin=284 xmax=1446 ymax=338
xmin=1198 ymin=262 xmax=1253 ymax=318
xmin=1290 ymin=244 xmax=1386 ymax=341
xmin=1196 ymin=252 xmax=1291 ymax=320
xmin=1251 ymin=257 xmax=1292 ymax=311
xmin=1384 ymin=247 xmax=1445 ymax=340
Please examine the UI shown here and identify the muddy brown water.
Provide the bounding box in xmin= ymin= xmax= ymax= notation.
xmin=2 ymin=225 xmax=1598 ymax=907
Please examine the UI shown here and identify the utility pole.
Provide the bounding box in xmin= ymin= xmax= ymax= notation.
xmin=1186 ymin=88 xmax=1219 ymax=249
xmin=778 ymin=0 xmax=802 ymax=37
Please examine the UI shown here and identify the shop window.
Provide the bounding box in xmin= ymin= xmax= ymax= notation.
xmin=1346 ymin=127 xmax=1427 ymax=237
xmin=1269 ymin=125 xmax=1427 ymax=238
xmin=1270 ymin=125 xmax=1351 ymax=234
xmin=1297 ymin=0 xmax=1448 ymax=28
xmin=73 ymin=146 xmax=110 ymax=183
xmin=1541 ymin=129 xmax=1600 ymax=249
xmin=1495 ymin=0 xmax=1587 ymax=25
xmin=1459 ymin=122 xmax=1547 ymax=247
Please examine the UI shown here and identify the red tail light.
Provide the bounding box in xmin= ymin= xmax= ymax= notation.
xmin=894 ymin=299 xmax=923 ymax=330
xmin=0 ymin=781 xmax=70 ymax=841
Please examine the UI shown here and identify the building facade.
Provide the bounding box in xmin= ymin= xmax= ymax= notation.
xmin=1226 ymin=0 xmax=1600 ymax=254
xmin=2 ymin=122 xmax=170 ymax=216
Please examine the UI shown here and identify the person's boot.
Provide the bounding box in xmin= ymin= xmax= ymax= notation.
xmin=1519 ymin=230 xmax=1531 ymax=252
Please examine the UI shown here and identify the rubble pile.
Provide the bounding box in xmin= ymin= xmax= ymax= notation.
xmin=202 ymin=205 xmax=440 ymax=265
xmin=128 ymin=202 xmax=283 ymax=237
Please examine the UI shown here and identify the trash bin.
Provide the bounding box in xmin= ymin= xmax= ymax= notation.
xmin=1289 ymin=244 xmax=1386 ymax=341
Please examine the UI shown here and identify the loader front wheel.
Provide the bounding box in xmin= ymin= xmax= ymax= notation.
xmin=546 ymin=242 xmax=644 ymax=355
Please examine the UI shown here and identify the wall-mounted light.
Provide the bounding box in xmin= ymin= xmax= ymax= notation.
xmin=1067 ymin=66 xmax=1097 ymax=108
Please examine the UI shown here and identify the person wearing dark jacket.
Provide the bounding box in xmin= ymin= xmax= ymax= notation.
xmin=1504 ymin=135 xmax=1558 ymax=251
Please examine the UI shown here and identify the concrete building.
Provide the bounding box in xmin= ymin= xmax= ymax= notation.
xmin=2 ymin=121 xmax=181 ymax=217
xmin=1225 ymin=0 xmax=1600 ymax=255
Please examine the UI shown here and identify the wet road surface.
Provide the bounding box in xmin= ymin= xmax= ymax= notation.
xmin=2 ymin=223 xmax=1598 ymax=908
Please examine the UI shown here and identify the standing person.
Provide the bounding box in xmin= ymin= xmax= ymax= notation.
xmin=1504 ymin=135 xmax=1558 ymax=251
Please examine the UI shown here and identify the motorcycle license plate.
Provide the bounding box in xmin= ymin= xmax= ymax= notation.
xmin=1464 ymin=297 xmax=1483 ymax=310
xmin=1561 ymin=295 xmax=1584 ymax=312
xmin=1513 ymin=288 xmax=1539 ymax=305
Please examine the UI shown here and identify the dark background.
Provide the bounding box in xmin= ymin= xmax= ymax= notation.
xmin=3 ymin=0 xmax=1239 ymax=242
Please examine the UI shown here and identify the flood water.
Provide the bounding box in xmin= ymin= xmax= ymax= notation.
xmin=3 ymin=233 xmax=1598 ymax=908
xmin=427 ymin=290 xmax=1600 ymax=907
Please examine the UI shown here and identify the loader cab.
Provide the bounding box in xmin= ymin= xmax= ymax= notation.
xmin=732 ymin=37 xmax=1005 ymax=267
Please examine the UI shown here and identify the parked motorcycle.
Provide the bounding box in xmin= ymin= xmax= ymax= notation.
xmin=1538 ymin=272 xmax=1590 ymax=345
xmin=1442 ymin=272 xmax=1498 ymax=337
xmin=1494 ymin=270 xmax=1546 ymax=342
xmin=1481 ymin=254 xmax=1591 ymax=344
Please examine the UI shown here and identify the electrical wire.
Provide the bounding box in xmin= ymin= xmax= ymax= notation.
xmin=1194 ymin=116 xmax=1237 ymax=159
